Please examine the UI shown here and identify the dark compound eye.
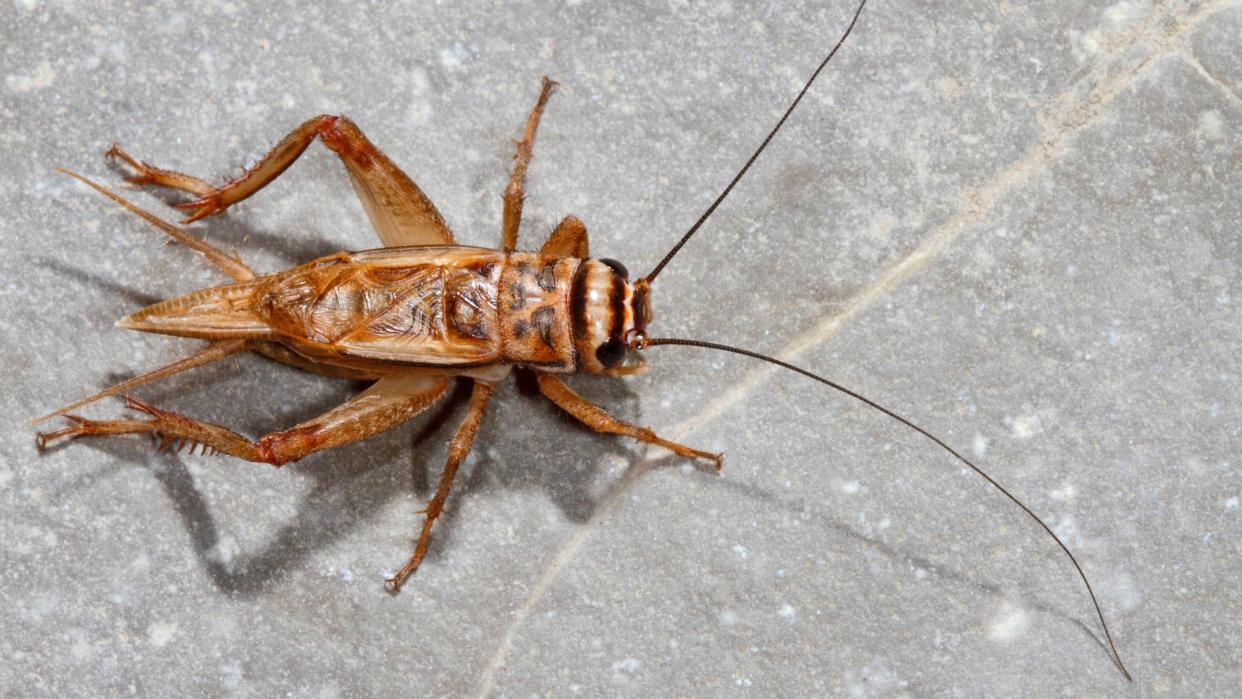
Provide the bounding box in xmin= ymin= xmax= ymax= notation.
xmin=599 ymin=258 xmax=629 ymax=279
xmin=595 ymin=337 xmax=627 ymax=368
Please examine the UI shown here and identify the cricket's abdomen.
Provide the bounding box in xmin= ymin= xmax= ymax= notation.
xmin=255 ymin=246 xmax=583 ymax=372
xmin=120 ymin=245 xmax=585 ymax=373
xmin=256 ymin=246 xmax=506 ymax=367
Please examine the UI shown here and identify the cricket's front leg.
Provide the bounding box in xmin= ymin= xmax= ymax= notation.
xmin=501 ymin=77 xmax=558 ymax=251
xmin=37 ymin=374 xmax=450 ymax=465
xmin=536 ymin=373 xmax=722 ymax=469
xmin=387 ymin=380 xmax=495 ymax=593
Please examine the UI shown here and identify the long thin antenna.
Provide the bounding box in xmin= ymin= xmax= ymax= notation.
xmin=641 ymin=0 xmax=868 ymax=284
xmin=642 ymin=336 xmax=1133 ymax=682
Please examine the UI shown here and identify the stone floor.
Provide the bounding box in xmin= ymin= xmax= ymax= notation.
xmin=2 ymin=1 xmax=1239 ymax=696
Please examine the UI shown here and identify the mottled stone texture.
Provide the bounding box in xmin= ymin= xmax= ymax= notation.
xmin=2 ymin=1 xmax=1239 ymax=696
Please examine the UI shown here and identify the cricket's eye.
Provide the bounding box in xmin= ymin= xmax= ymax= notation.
xmin=599 ymin=258 xmax=629 ymax=279
xmin=595 ymin=337 xmax=627 ymax=368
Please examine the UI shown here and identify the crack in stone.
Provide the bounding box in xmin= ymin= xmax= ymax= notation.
xmin=474 ymin=2 xmax=1237 ymax=694
xmin=1180 ymin=47 xmax=1242 ymax=108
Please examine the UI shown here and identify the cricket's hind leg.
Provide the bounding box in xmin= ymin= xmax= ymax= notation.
xmin=59 ymin=169 xmax=254 ymax=282
xmin=535 ymin=373 xmax=722 ymax=469
xmin=107 ymin=116 xmax=456 ymax=249
xmin=386 ymin=380 xmax=495 ymax=592
xmin=501 ymin=77 xmax=558 ymax=252
xmin=37 ymin=373 xmax=450 ymax=465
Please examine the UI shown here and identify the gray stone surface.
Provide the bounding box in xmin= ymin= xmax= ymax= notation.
xmin=2 ymin=1 xmax=1239 ymax=696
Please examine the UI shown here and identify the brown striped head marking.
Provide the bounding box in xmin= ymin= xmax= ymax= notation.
xmin=571 ymin=258 xmax=648 ymax=374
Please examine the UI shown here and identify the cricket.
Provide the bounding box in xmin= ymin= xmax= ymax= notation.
xmin=32 ymin=0 xmax=1131 ymax=681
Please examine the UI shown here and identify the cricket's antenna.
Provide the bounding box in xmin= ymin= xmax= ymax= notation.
xmin=641 ymin=0 xmax=868 ymax=285
xmin=639 ymin=336 xmax=1134 ymax=682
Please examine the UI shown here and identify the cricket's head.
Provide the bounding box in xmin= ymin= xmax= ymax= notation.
xmin=572 ymin=258 xmax=652 ymax=375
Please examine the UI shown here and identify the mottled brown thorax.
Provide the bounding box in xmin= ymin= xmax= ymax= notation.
xmin=497 ymin=253 xmax=581 ymax=372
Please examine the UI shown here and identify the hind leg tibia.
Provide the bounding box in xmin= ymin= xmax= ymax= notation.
xmin=36 ymin=374 xmax=450 ymax=465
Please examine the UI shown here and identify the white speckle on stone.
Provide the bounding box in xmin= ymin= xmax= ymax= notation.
xmin=0 ymin=453 xmax=12 ymax=490
xmin=972 ymin=433 xmax=989 ymax=458
xmin=732 ymin=544 xmax=749 ymax=559
xmin=987 ymin=600 xmax=1029 ymax=642
xmin=1111 ymin=571 xmax=1142 ymax=612
xmin=220 ymin=660 xmax=243 ymax=690
xmin=934 ymin=75 xmax=962 ymax=98
xmin=409 ymin=65 xmax=429 ymax=95
xmin=843 ymin=659 xmax=906 ymax=697
xmin=914 ymin=567 xmax=928 ymax=580
xmin=439 ymin=42 xmax=471 ymax=69
xmin=206 ymin=533 xmax=240 ymax=574
xmin=862 ymin=212 xmax=898 ymax=242
xmin=24 ymin=594 xmax=56 ymax=624
xmin=148 ymin=621 xmax=178 ymax=647
xmin=409 ymin=98 xmax=433 ymax=126
xmin=1053 ymin=513 xmax=1082 ymax=547
xmin=1070 ymin=29 xmax=1101 ymax=59
xmin=609 ymin=657 xmax=641 ymax=683
xmin=15 ymin=0 xmax=38 ymax=12
xmin=1103 ymin=0 xmax=1152 ymax=32
xmin=841 ymin=480 xmax=860 ymax=495
xmin=778 ymin=603 xmax=796 ymax=621
xmin=1197 ymin=110 xmax=1224 ymax=141
xmin=1009 ymin=413 xmax=1042 ymax=439
xmin=603 ymin=453 xmax=628 ymax=475
xmin=69 ymin=629 xmax=93 ymax=661
xmin=6 ymin=60 xmax=56 ymax=93
xmin=1225 ymin=496 xmax=1238 ymax=510
xmin=973 ymin=246 xmax=995 ymax=270
xmin=1049 ymin=481 xmax=1076 ymax=502
xmin=719 ymin=609 xmax=738 ymax=626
